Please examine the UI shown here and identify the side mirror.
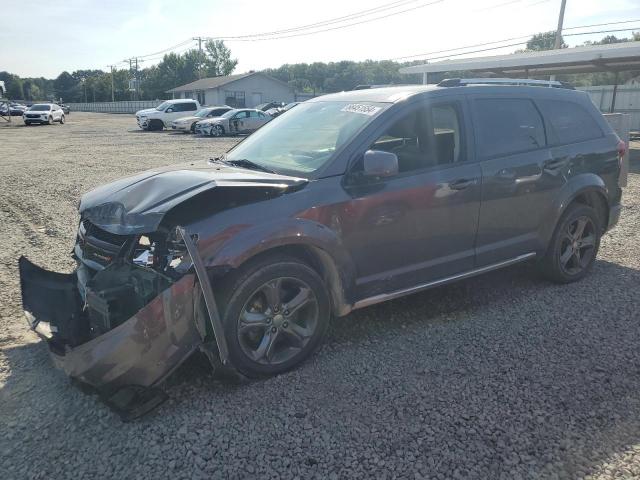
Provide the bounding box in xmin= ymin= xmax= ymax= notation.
xmin=363 ymin=149 xmax=399 ymax=178
xmin=166 ymin=108 xmax=174 ymax=113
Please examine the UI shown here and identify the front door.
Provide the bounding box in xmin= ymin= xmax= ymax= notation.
xmin=470 ymin=96 xmax=563 ymax=266
xmin=342 ymin=99 xmax=482 ymax=299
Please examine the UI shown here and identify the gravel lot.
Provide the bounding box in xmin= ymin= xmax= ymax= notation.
xmin=1 ymin=113 xmax=639 ymax=480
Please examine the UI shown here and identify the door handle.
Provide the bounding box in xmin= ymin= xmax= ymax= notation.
xmin=450 ymin=178 xmax=477 ymax=190
xmin=543 ymin=158 xmax=568 ymax=172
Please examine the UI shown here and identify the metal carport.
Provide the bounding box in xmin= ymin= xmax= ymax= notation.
xmin=399 ymin=42 xmax=640 ymax=112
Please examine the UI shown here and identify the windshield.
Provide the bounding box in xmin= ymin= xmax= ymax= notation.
xmin=29 ymin=105 xmax=51 ymax=111
xmin=155 ymin=101 xmax=170 ymax=111
xmin=225 ymin=101 xmax=387 ymax=176
xmin=194 ymin=109 xmax=211 ymax=118
xmin=221 ymin=110 xmax=238 ymax=118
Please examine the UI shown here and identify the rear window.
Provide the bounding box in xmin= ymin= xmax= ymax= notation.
xmin=475 ymin=98 xmax=546 ymax=158
xmin=536 ymin=99 xmax=602 ymax=145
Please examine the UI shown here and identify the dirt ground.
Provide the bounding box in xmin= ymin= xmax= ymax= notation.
xmin=1 ymin=113 xmax=639 ymax=479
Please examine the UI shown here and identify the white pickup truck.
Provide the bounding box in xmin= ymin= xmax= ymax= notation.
xmin=136 ymin=99 xmax=200 ymax=131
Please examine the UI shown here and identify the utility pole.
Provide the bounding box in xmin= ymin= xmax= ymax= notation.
xmin=107 ymin=65 xmax=116 ymax=102
xmin=550 ymin=0 xmax=567 ymax=81
xmin=134 ymin=57 xmax=139 ymax=101
xmin=124 ymin=57 xmax=142 ymax=101
xmin=193 ymin=37 xmax=205 ymax=78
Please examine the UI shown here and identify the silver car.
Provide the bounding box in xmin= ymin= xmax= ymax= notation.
xmin=195 ymin=108 xmax=271 ymax=136
xmin=170 ymin=106 xmax=232 ymax=133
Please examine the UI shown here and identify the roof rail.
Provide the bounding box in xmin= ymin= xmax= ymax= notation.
xmin=437 ymin=78 xmax=575 ymax=89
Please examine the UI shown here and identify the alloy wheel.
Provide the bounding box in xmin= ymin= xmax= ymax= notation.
xmin=558 ymin=216 xmax=597 ymax=275
xmin=237 ymin=277 xmax=319 ymax=365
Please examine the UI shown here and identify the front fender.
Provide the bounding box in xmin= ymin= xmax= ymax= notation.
xmin=540 ymin=173 xmax=609 ymax=248
xmin=198 ymin=218 xmax=358 ymax=310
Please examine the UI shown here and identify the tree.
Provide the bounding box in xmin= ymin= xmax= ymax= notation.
xmin=54 ymin=71 xmax=79 ymax=102
xmin=525 ymin=31 xmax=567 ymax=51
xmin=203 ymin=40 xmax=238 ymax=77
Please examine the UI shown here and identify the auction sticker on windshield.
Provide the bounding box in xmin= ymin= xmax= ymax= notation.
xmin=341 ymin=104 xmax=381 ymax=116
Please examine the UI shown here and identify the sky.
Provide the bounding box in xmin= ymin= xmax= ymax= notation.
xmin=1 ymin=0 xmax=639 ymax=79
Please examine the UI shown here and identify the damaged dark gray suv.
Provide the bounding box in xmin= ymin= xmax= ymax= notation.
xmin=20 ymin=79 xmax=625 ymax=418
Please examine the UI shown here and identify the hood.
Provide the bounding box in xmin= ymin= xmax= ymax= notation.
xmin=79 ymin=161 xmax=308 ymax=235
xmin=196 ymin=116 xmax=226 ymax=126
xmin=173 ymin=115 xmax=199 ymax=124
xmin=136 ymin=108 xmax=157 ymax=116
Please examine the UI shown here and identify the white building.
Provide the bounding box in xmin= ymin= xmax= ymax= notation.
xmin=166 ymin=72 xmax=295 ymax=108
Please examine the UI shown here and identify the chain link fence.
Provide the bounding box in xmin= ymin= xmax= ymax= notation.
xmin=65 ymin=101 xmax=162 ymax=114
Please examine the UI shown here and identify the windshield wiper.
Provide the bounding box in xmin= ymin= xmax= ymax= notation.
xmin=223 ymin=158 xmax=276 ymax=174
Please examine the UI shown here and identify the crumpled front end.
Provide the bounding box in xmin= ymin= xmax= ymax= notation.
xmin=18 ymin=223 xmax=209 ymax=419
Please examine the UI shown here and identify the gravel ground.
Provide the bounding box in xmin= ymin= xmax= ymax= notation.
xmin=1 ymin=113 xmax=639 ymax=480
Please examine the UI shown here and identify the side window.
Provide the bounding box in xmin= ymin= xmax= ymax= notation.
xmin=475 ymin=98 xmax=546 ymax=158
xmin=431 ymin=105 xmax=462 ymax=164
xmin=181 ymin=102 xmax=197 ymax=112
xmin=249 ymin=111 xmax=260 ymax=118
xmin=369 ymin=103 xmax=464 ymax=173
xmin=536 ymin=99 xmax=603 ymax=145
xmin=234 ymin=111 xmax=249 ymax=119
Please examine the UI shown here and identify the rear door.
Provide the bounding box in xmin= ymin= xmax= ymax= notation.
xmin=169 ymin=102 xmax=197 ymax=121
xmin=471 ymin=95 xmax=563 ymax=265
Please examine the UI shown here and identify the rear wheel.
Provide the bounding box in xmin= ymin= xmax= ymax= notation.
xmin=540 ymin=203 xmax=601 ymax=283
xmin=220 ymin=256 xmax=330 ymax=378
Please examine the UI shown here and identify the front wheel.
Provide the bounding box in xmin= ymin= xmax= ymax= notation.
xmin=220 ymin=256 xmax=331 ymax=378
xmin=540 ymin=203 xmax=601 ymax=283
xmin=47 ymin=116 xmax=53 ymax=125
xmin=210 ymin=125 xmax=224 ymax=137
xmin=59 ymin=115 xmax=65 ymax=124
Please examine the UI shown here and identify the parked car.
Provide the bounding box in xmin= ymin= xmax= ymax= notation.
xmin=265 ymin=101 xmax=299 ymax=118
xmin=19 ymin=80 xmax=624 ymax=418
xmin=136 ymin=99 xmax=200 ymax=131
xmin=255 ymin=101 xmax=283 ymax=112
xmin=195 ymin=108 xmax=271 ymax=136
xmin=60 ymin=104 xmax=70 ymax=115
xmin=170 ymin=106 xmax=232 ymax=133
xmin=10 ymin=103 xmax=27 ymax=116
xmin=23 ymin=103 xmax=65 ymax=125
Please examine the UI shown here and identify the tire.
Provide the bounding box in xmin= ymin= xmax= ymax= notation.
xmin=190 ymin=122 xmax=197 ymax=133
xmin=59 ymin=115 xmax=65 ymax=124
xmin=210 ymin=124 xmax=224 ymax=137
xmin=219 ymin=255 xmax=331 ymax=378
xmin=540 ymin=203 xmax=601 ymax=283
xmin=47 ymin=116 xmax=53 ymax=125
xmin=24 ymin=122 xmax=31 ymax=126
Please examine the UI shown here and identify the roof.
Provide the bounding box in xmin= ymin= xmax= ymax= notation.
xmin=166 ymin=72 xmax=289 ymax=93
xmin=309 ymin=85 xmax=438 ymax=103
xmin=399 ymin=41 xmax=640 ymax=77
xmin=309 ymin=83 xmax=590 ymax=104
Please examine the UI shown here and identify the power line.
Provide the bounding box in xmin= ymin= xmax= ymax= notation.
xmin=207 ymin=0 xmax=431 ymax=40
xmin=208 ymin=0 xmax=447 ymax=42
xmin=392 ymin=19 xmax=640 ymax=61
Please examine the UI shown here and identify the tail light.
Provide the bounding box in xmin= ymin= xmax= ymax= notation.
xmin=616 ymin=137 xmax=627 ymax=168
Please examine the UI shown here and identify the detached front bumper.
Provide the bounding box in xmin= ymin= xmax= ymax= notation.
xmin=19 ymin=256 xmax=203 ymax=417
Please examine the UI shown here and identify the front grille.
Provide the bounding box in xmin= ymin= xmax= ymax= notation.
xmin=81 ymin=219 xmax=129 ymax=246
xmin=26 ymin=114 xmax=41 ymax=118
xmin=78 ymin=219 xmax=132 ymax=266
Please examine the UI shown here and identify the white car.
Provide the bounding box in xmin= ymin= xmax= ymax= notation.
xmin=170 ymin=106 xmax=232 ymax=133
xmin=136 ymin=99 xmax=200 ymax=131
xmin=194 ymin=108 xmax=271 ymax=136
xmin=23 ymin=104 xmax=65 ymax=125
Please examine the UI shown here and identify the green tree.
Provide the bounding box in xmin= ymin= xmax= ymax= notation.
xmin=203 ymin=40 xmax=238 ymax=77
xmin=525 ymin=31 xmax=567 ymax=51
